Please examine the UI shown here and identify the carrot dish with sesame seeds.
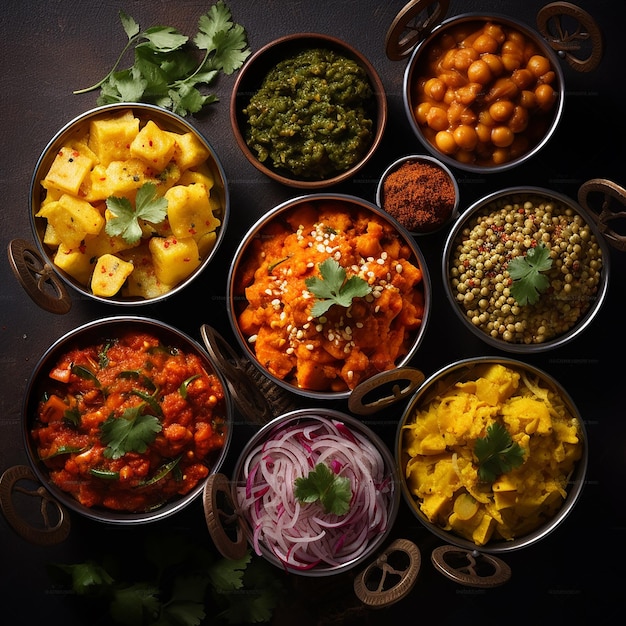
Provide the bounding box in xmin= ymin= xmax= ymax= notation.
xmin=31 ymin=331 xmax=228 ymax=512
xmin=233 ymin=199 xmax=426 ymax=392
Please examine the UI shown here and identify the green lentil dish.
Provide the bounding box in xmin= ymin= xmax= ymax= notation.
xmin=242 ymin=47 xmax=375 ymax=180
xmin=448 ymin=194 xmax=604 ymax=345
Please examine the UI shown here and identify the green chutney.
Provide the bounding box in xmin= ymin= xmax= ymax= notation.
xmin=243 ymin=47 xmax=375 ymax=180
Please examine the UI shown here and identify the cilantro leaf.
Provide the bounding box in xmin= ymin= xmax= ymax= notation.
xmin=74 ymin=2 xmax=250 ymax=117
xmin=100 ymin=405 xmax=162 ymax=460
xmin=508 ymin=243 xmax=553 ymax=306
xmin=294 ymin=462 xmax=352 ymax=515
xmin=105 ymin=182 xmax=168 ymax=245
xmin=109 ymin=583 xmax=161 ymax=626
xmin=474 ymin=423 xmax=525 ymax=483
xmin=305 ymin=258 xmax=372 ymax=318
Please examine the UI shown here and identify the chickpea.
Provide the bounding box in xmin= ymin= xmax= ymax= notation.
xmin=511 ymin=68 xmax=534 ymax=89
xmin=414 ymin=102 xmax=432 ymax=125
xmin=482 ymin=53 xmax=504 ymax=76
xmin=426 ymin=105 xmax=449 ymax=131
xmin=508 ymin=105 xmax=529 ymax=133
xmin=518 ymin=89 xmax=537 ymax=109
xmin=472 ymin=33 xmax=499 ymax=54
xmin=535 ymin=83 xmax=557 ymax=111
xmin=435 ymin=129 xmax=457 ymax=154
xmin=424 ymin=77 xmax=446 ymax=101
xmin=475 ymin=122 xmax=492 ymax=143
xmin=467 ymin=59 xmax=492 ymax=84
xmin=483 ymin=22 xmax=506 ymax=44
xmin=489 ymin=100 xmax=515 ymax=122
xmin=527 ymin=54 xmax=551 ymax=78
xmin=453 ymin=47 xmax=478 ymax=72
xmin=453 ymin=124 xmax=479 ymax=151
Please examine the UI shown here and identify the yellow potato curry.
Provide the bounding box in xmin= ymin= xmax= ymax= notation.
xmin=401 ymin=363 xmax=583 ymax=545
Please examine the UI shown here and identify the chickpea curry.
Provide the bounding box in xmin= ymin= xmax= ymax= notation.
xmin=31 ymin=331 xmax=228 ymax=513
xmin=233 ymin=200 xmax=426 ymax=392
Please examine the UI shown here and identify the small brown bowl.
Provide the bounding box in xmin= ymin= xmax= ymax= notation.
xmin=230 ymin=33 xmax=387 ymax=188
xmin=376 ymin=154 xmax=460 ymax=235
xmin=10 ymin=103 xmax=229 ymax=312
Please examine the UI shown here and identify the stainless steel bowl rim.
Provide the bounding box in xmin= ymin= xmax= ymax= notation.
xmin=231 ymin=407 xmax=401 ymax=576
xmin=22 ymin=315 xmax=234 ymax=524
xmin=442 ymin=185 xmax=611 ymax=353
xmin=395 ymin=355 xmax=588 ymax=553
xmin=29 ymin=103 xmax=230 ymax=306
xmin=402 ymin=12 xmax=566 ymax=174
xmin=227 ymin=192 xmax=432 ymax=401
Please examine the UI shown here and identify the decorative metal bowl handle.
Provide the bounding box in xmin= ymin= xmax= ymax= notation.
xmin=203 ymin=473 xmax=248 ymax=561
xmin=431 ymin=545 xmax=511 ymax=587
xmin=536 ymin=2 xmax=604 ymax=72
xmin=0 ymin=465 xmax=70 ymax=545
xmin=7 ymin=239 xmax=71 ymax=314
xmin=349 ymin=367 xmax=425 ymax=415
xmin=578 ymin=178 xmax=626 ymax=251
xmin=385 ymin=0 xmax=450 ymax=61
xmin=353 ymin=538 xmax=421 ymax=606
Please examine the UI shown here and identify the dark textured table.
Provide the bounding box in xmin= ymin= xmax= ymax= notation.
xmin=1 ymin=1 xmax=625 ymax=623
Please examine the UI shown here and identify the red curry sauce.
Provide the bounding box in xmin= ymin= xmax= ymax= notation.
xmin=31 ymin=331 xmax=228 ymax=512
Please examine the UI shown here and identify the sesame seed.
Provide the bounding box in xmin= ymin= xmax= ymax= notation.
xmin=248 ymin=334 xmax=258 ymax=343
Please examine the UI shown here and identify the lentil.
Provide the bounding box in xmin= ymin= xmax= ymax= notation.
xmin=449 ymin=194 xmax=603 ymax=345
xmin=382 ymin=160 xmax=457 ymax=232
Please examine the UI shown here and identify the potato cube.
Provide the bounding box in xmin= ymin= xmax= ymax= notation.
xmin=42 ymin=144 xmax=96 ymax=195
xmin=43 ymin=223 xmax=61 ymax=247
xmin=195 ymin=230 xmax=217 ymax=257
xmin=37 ymin=195 xmax=105 ymax=249
xmin=52 ymin=242 xmax=96 ymax=285
xmin=79 ymin=164 xmax=110 ymax=202
xmin=169 ymin=131 xmax=211 ymax=170
xmin=148 ymin=235 xmax=201 ymax=286
xmin=91 ymin=254 xmax=134 ymax=297
xmin=165 ymin=184 xmax=221 ymax=240
xmin=178 ymin=168 xmax=215 ymax=190
xmin=120 ymin=244 xmax=172 ymax=299
xmin=130 ymin=120 xmax=177 ymax=171
xmin=105 ymin=159 xmax=153 ymax=195
xmin=88 ymin=111 xmax=140 ymax=166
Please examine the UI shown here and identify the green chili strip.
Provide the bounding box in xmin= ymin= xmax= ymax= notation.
xmin=179 ymin=375 xmax=201 ymax=399
xmin=89 ymin=468 xmax=120 ymax=480
xmin=40 ymin=445 xmax=89 ymax=460
xmin=137 ymin=456 xmax=182 ymax=488
xmin=71 ymin=364 xmax=101 ymax=387
xmin=131 ymin=389 xmax=162 ymax=416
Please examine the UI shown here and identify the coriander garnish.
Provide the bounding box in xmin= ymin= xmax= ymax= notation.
xmin=474 ymin=422 xmax=525 ymax=483
xmin=305 ymin=258 xmax=371 ymax=318
xmin=508 ymin=243 xmax=553 ymax=306
xmin=294 ymin=462 xmax=352 ymax=516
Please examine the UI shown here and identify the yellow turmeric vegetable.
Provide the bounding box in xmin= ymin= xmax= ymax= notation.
xmin=401 ymin=363 xmax=583 ymax=546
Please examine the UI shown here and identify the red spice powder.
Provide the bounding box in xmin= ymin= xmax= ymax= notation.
xmin=382 ymin=160 xmax=456 ymax=233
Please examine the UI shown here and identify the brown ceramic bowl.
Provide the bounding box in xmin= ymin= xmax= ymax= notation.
xmin=227 ymin=193 xmax=431 ymax=402
xmin=22 ymin=103 xmax=229 ymax=308
xmin=230 ymin=33 xmax=387 ymax=188
xmin=396 ymin=356 xmax=587 ymax=554
xmin=22 ymin=316 xmax=233 ymax=525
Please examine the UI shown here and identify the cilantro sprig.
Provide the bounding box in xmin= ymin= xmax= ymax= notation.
xmin=474 ymin=422 xmax=525 ymax=483
xmin=305 ymin=258 xmax=372 ymax=318
xmin=74 ymin=1 xmax=250 ymax=116
xmin=100 ymin=404 xmax=162 ymax=460
xmin=508 ymin=243 xmax=553 ymax=306
xmin=105 ymin=182 xmax=168 ymax=245
xmin=294 ymin=462 xmax=352 ymax=516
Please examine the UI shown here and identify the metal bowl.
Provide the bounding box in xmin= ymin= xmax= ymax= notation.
xmin=21 ymin=103 xmax=229 ymax=309
xmin=230 ymin=408 xmax=400 ymax=576
xmin=400 ymin=12 xmax=565 ymax=174
xmin=396 ymin=356 xmax=587 ymax=554
xmin=227 ymin=193 xmax=431 ymax=401
xmin=442 ymin=186 xmax=610 ymax=353
xmin=230 ymin=33 xmax=387 ymax=188
xmin=22 ymin=316 xmax=233 ymax=525
xmin=376 ymin=154 xmax=460 ymax=235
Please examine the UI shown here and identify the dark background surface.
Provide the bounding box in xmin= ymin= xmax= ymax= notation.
xmin=1 ymin=0 xmax=625 ymax=623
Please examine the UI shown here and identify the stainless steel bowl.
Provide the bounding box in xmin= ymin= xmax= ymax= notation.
xmin=400 ymin=13 xmax=565 ymax=174
xmin=230 ymin=33 xmax=387 ymax=188
xmin=24 ymin=103 xmax=229 ymax=308
xmin=230 ymin=408 xmax=400 ymax=576
xmin=442 ymin=186 xmax=610 ymax=353
xmin=227 ymin=193 xmax=431 ymax=401
xmin=22 ymin=316 xmax=233 ymax=525
xmin=396 ymin=356 xmax=587 ymax=554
